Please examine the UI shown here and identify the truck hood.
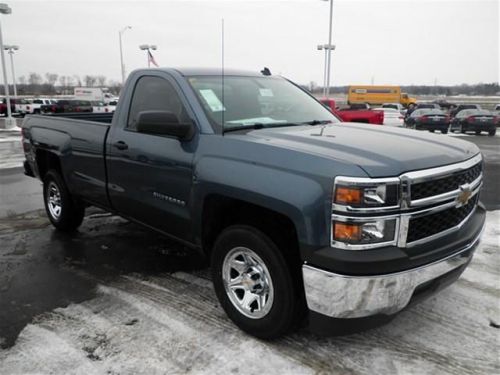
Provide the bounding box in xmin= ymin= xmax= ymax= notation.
xmin=232 ymin=123 xmax=479 ymax=177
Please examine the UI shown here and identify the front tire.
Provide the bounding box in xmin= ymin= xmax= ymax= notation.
xmin=489 ymin=129 xmax=496 ymax=136
xmin=475 ymin=130 xmax=481 ymax=135
xmin=43 ymin=170 xmax=85 ymax=231
xmin=441 ymin=129 xmax=448 ymax=134
xmin=211 ymin=225 xmax=302 ymax=339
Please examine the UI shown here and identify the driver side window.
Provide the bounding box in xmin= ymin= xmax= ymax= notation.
xmin=127 ymin=76 xmax=189 ymax=130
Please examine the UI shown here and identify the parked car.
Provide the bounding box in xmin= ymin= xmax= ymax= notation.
xmin=105 ymin=99 xmax=118 ymax=113
xmin=450 ymin=104 xmax=482 ymax=117
xmin=91 ymin=101 xmax=107 ymax=113
xmin=415 ymin=103 xmax=441 ymax=110
xmin=0 ymin=97 xmax=17 ymax=116
xmin=382 ymin=103 xmax=406 ymax=115
xmin=373 ymin=107 xmax=404 ymax=127
xmin=15 ymin=98 xmax=33 ymax=116
xmin=31 ymin=98 xmax=57 ymax=114
xmin=405 ymin=108 xmax=450 ymax=134
xmin=450 ymin=109 xmax=497 ymax=136
xmin=22 ymin=68 xmax=485 ymax=339
xmin=432 ymin=99 xmax=455 ymax=109
xmin=41 ymin=99 xmax=93 ymax=114
xmin=321 ymin=98 xmax=384 ymax=125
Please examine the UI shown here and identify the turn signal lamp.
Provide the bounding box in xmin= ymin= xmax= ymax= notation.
xmin=335 ymin=187 xmax=362 ymax=205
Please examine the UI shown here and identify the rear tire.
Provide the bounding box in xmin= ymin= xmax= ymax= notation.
xmin=475 ymin=130 xmax=481 ymax=135
xmin=441 ymin=129 xmax=448 ymax=134
xmin=429 ymin=129 xmax=435 ymax=133
xmin=43 ymin=170 xmax=85 ymax=231
xmin=211 ymin=225 xmax=302 ymax=339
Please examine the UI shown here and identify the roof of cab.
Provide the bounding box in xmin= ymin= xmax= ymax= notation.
xmin=172 ymin=67 xmax=265 ymax=77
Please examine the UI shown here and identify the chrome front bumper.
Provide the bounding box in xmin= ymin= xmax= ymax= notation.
xmin=302 ymin=232 xmax=482 ymax=319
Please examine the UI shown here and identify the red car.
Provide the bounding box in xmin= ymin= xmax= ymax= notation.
xmin=320 ymin=98 xmax=384 ymax=125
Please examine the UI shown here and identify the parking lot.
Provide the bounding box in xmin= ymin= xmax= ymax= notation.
xmin=0 ymin=126 xmax=498 ymax=374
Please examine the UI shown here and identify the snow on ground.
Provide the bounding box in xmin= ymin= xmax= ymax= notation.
xmin=0 ymin=212 xmax=498 ymax=375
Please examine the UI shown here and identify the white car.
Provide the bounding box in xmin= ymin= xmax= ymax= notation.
xmin=382 ymin=103 xmax=406 ymax=115
xmin=374 ymin=107 xmax=405 ymax=127
xmin=105 ymin=99 xmax=118 ymax=113
xmin=91 ymin=101 xmax=107 ymax=113
xmin=15 ymin=98 xmax=32 ymax=116
xmin=31 ymin=98 xmax=57 ymax=114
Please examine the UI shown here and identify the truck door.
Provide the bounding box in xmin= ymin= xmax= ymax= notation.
xmin=106 ymin=74 xmax=197 ymax=242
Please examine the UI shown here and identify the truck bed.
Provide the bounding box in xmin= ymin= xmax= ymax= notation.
xmin=22 ymin=114 xmax=112 ymax=208
xmin=47 ymin=112 xmax=114 ymax=124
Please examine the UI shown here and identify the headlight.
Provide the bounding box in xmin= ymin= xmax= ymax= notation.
xmin=333 ymin=219 xmax=397 ymax=246
xmin=333 ymin=177 xmax=400 ymax=209
xmin=331 ymin=177 xmax=401 ymax=249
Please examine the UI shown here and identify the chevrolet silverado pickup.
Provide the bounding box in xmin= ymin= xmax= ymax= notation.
xmin=22 ymin=68 xmax=485 ymax=338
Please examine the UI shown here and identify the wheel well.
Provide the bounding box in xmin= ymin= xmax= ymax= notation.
xmin=35 ymin=150 xmax=62 ymax=179
xmin=202 ymin=195 xmax=301 ymax=267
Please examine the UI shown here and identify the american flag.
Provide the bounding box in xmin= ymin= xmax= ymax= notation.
xmin=148 ymin=49 xmax=159 ymax=67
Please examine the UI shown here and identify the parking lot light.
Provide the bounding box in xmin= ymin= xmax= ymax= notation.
xmin=139 ymin=44 xmax=158 ymax=67
xmin=0 ymin=2 xmax=15 ymax=129
xmin=320 ymin=0 xmax=334 ymax=98
xmin=4 ymin=44 xmax=18 ymax=97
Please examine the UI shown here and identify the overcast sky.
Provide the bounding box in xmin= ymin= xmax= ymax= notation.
xmin=3 ymin=0 xmax=499 ymax=86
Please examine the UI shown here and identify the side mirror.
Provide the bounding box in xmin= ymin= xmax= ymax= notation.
xmin=136 ymin=110 xmax=194 ymax=140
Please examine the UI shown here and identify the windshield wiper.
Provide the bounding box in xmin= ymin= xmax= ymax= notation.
xmin=223 ymin=120 xmax=332 ymax=134
xmin=223 ymin=122 xmax=300 ymax=134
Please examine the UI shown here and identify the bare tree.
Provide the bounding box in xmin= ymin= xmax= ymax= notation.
xmin=45 ymin=73 xmax=59 ymax=86
xmin=73 ymin=75 xmax=82 ymax=87
xmin=58 ymin=75 xmax=67 ymax=88
xmin=84 ymin=75 xmax=97 ymax=87
xmin=28 ymin=72 xmax=42 ymax=85
xmin=97 ymin=75 xmax=107 ymax=87
xmin=18 ymin=75 xmax=27 ymax=85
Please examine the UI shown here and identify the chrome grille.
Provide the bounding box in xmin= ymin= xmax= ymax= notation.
xmin=407 ymin=195 xmax=478 ymax=243
xmin=411 ymin=163 xmax=482 ymax=201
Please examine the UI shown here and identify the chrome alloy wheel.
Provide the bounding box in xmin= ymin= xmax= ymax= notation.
xmin=222 ymin=247 xmax=274 ymax=319
xmin=47 ymin=181 xmax=62 ymax=220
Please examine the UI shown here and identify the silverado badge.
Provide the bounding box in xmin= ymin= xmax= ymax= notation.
xmin=456 ymin=183 xmax=473 ymax=208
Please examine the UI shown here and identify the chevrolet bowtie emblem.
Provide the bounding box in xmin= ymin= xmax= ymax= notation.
xmin=456 ymin=184 xmax=473 ymax=207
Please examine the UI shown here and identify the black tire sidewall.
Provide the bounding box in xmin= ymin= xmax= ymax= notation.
xmin=211 ymin=225 xmax=298 ymax=339
xmin=43 ymin=170 xmax=84 ymax=231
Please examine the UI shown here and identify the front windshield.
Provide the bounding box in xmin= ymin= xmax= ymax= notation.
xmin=188 ymin=75 xmax=339 ymax=131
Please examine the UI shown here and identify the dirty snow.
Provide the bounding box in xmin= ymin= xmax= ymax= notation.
xmin=0 ymin=211 xmax=498 ymax=374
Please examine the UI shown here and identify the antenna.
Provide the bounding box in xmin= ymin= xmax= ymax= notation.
xmin=221 ymin=18 xmax=225 ymax=135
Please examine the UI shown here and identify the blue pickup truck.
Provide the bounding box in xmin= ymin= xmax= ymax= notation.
xmin=22 ymin=68 xmax=485 ymax=338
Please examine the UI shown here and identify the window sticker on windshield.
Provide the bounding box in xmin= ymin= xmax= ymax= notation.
xmin=199 ymin=89 xmax=225 ymax=112
xmin=259 ymin=88 xmax=273 ymax=97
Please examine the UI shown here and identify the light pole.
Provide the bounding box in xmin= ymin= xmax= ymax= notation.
xmin=0 ymin=3 xmax=15 ymax=129
xmin=119 ymin=26 xmax=131 ymax=85
xmin=317 ymin=44 xmax=335 ymax=97
xmin=4 ymin=44 xmax=18 ymax=97
xmin=139 ymin=44 xmax=157 ymax=67
xmin=317 ymin=45 xmax=327 ymax=97
xmin=321 ymin=0 xmax=334 ymax=97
